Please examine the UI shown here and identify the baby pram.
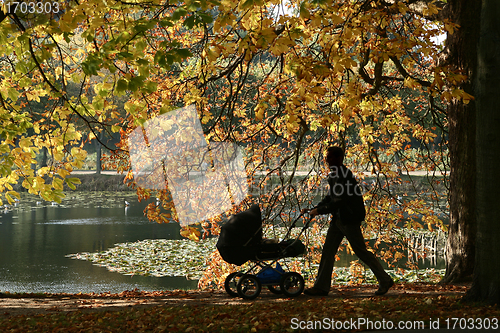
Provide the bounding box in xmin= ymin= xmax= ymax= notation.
xmin=216 ymin=204 xmax=312 ymax=300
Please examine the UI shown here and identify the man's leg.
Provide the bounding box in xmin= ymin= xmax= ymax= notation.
xmin=311 ymin=218 xmax=345 ymax=293
xmin=339 ymin=222 xmax=394 ymax=294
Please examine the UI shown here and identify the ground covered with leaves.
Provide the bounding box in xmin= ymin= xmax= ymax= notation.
xmin=1 ymin=283 xmax=499 ymax=332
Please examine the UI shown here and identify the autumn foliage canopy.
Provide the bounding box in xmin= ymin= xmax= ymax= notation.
xmin=0 ymin=0 xmax=470 ymax=284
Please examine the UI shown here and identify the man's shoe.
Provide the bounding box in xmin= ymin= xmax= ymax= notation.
xmin=375 ymin=279 xmax=394 ymax=296
xmin=304 ymin=287 xmax=328 ymax=296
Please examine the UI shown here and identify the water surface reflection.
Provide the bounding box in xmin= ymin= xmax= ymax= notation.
xmin=0 ymin=192 xmax=444 ymax=294
xmin=0 ymin=192 xmax=197 ymax=294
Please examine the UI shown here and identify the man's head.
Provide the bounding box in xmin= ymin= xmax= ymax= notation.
xmin=325 ymin=146 xmax=344 ymax=168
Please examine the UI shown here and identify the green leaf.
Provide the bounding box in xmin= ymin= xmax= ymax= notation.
xmin=15 ymin=61 xmax=28 ymax=74
xmin=199 ymin=12 xmax=213 ymax=24
xmin=117 ymin=52 xmax=134 ymax=60
xmin=133 ymin=24 xmax=149 ymax=34
xmin=183 ymin=15 xmax=196 ymax=29
xmin=172 ymin=7 xmax=188 ymax=21
xmin=299 ymin=2 xmax=311 ymax=19
xmin=19 ymin=77 xmax=32 ymax=88
xmin=81 ymin=54 xmax=102 ymax=76
xmin=165 ymin=53 xmax=176 ymax=65
xmin=52 ymin=190 xmax=65 ymax=203
xmin=5 ymin=193 xmax=14 ymax=205
xmin=7 ymin=87 xmax=19 ymax=102
xmin=0 ymin=164 xmax=11 ymax=178
xmin=143 ymin=81 xmax=158 ymax=94
xmin=53 ymin=177 xmax=64 ymax=190
xmin=128 ymin=76 xmax=145 ymax=92
xmin=135 ymin=40 xmax=147 ymax=53
xmin=154 ymin=51 xmax=169 ymax=69
xmin=159 ymin=19 xmax=174 ymax=27
xmin=65 ymin=177 xmax=81 ymax=190
xmin=84 ymin=32 xmax=94 ymax=43
xmin=176 ymin=48 xmax=193 ymax=59
xmin=115 ymin=79 xmax=128 ymax=93
xmin=92 ymin=96 xmax=104 ymax=110
xmin=241 ymin=0 xmax=255 ymax=10
xmin=98 ymin=88 xmax=109 ymax=97
xmin=136 ymin=117 xmax=147 ymax=126
xmin=63 ymin=32 xmax=72 ymax=43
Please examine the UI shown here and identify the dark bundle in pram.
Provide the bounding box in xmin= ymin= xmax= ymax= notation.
xmin=216 ymin=204 xmax=311 ymax=299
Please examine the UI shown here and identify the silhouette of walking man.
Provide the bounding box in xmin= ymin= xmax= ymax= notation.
xmin=302 ymin=146 xmax=394 ymax=296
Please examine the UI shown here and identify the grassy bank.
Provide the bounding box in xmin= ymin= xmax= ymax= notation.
xmin=71 ymin=173 xmax=133 ymax=192
xmin=11 ymin=172 xmax=133 ymax=193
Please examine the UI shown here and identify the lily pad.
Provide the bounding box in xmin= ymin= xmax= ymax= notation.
xmin=67 ymin=238 xmax=217 ymax=279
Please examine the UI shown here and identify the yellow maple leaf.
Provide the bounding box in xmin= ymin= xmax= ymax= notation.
xmin=180 ymin=226 xmax=201 ymax=241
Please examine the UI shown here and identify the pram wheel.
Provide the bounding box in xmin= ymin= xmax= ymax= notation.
xmin=224 ymin=272 xmax=244 ymax=297
xmin=237 ymin=274 xmax=262 ymax=300
xmin=280 ymin=272 xmax=304 ymax=297
xmin=267 ymin=285 xmax=282 ymax=294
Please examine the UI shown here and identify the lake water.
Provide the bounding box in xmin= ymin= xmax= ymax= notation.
xmin=0 ymin=192 xmax=444 ymax=294
xmin=0 ymin=192 xmax=198 ymax=294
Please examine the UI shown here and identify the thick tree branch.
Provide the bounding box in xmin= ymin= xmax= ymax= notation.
xmin=390 ymin=55 xmax=432 ymax=87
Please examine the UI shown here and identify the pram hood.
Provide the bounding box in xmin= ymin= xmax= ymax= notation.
xmin=216 ymin=204 xmax=307 ymax=265
xmin=216 ymin=204 xmax=262 ymax=265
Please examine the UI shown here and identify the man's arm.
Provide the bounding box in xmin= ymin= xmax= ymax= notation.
xmin=314 ymin=197 xmax=341 ymax=215
xmin=313 ymin=169 xmax=352 ymax=214
xmin=302 ymin=167 xmax=353 ymax=216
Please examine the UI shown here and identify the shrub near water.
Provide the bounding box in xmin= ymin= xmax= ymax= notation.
xmin=67 ymin=237 xmax=445 ymax=288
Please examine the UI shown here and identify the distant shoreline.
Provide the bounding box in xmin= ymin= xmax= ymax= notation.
xmin=68 ymin=169 xmax=443 ymax=192
xmin=69 ymin=172 xmax=132 ymax=191
xmin=72 ymin=169 xmax=443 ymax=177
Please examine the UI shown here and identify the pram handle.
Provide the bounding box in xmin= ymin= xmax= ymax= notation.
xmin=282 ymin=212 xmax=315 ymax=241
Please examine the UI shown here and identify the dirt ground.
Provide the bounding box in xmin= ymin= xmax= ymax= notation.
xmin=0 ymin=283 xmax=469 ymax=317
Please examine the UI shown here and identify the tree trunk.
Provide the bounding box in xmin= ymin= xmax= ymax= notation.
xmin=441 ymin=0 xmax=480 ymax=284
xmin=464 ymin=0 xmax=500 ymax=304
xmin=40 ymin=147 xmax=48 ymax=168
xmin=95 ymin=133 xmax=102 ymax=175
